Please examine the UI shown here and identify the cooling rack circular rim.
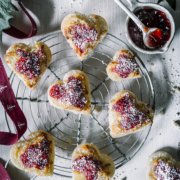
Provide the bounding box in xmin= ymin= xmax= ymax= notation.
xmin=5 ymin=30 xmax=155 ymax=179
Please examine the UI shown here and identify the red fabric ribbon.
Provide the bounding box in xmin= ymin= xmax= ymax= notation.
xmin=0 ymin=59 xmax=27 ymax=145
xmin=0 ymin=0 xmax=35 ymax=178
xmin=0 ymin=163 xmax=11 ymax=180
xmin=3 ymin=1 xmax=37 ymax=39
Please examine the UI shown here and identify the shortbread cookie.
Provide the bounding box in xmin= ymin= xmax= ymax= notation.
xmin=48 ymin=70 xmax=91 ymax=114
xmin=106 ymin=49 xmax=141 ymax=81
xmin=5 ymin=42 xmax=52 ymax=89
xmin=149 ymin=151 xmax=180 ymax=180
xmin=109 ymin=90 xmax=153 ymax=138
xmin=72 ymin=143 xmax=115 ymax=180
xmin=61 ymin=12 xmax=108 ymax=60
xmin=10 ymin=130 xmax=55 ymax=176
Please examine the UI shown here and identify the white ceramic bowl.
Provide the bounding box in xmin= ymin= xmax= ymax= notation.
xmin=125 ymin=2 xmax=175 ymax=54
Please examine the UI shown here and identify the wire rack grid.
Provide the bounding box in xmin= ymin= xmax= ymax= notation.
xmin=5 ymin=30 xmax=155 ymax=178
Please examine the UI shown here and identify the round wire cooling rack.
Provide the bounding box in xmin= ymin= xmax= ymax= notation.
xmin=5 ymin=30 xmax=155 ymax=178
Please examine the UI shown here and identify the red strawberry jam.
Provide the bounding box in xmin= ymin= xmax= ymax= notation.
xmin=146 ymin=28 xmax=164 ymax=49
xmin=20 ymin=138 xmax=50 ymax=170
xmin=128 ymin=7 xmax=171 ymax=50
xmin=113 ymin=93 xmax=150 ymax=130
xmin=112 ymin=54 xmax=139 ymax=78
xmin=49 ymin=76 xmax=87 ymax=108
xmin=49 ymin=84 xmax=65 ymax=99
xmin=72 ymin=156 xmax=101 ymax=180
xmin=70 ymin=24 xmax=98 ymax=53
xmin=15 ymin=48 xmax=45 ymax=79
xmin=154 ymin=160 xmax=180 ymax=180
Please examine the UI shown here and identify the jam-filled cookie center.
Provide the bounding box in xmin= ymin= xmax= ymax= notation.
xmin=15 ymin=47 xmax=46 ymax=79
xmin=154 ymin=160 xmax=180 ymax=180
xmin=112 ymin=54 xmax=139 ymax=78
xmin=72 ymin=156 xmax=101 ymax=180
xmin=113 ymin=94 xmax=151 ymax=130
xmin=49 ymin=76 xmax=88 ymax=108
xmin=69 ymin=24 xmax=98 ymax=53
xmin=20 ymin=137 xmax=51 ymax=170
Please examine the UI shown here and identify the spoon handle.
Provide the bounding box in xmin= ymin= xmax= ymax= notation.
xmin=114 ymin=0 xmax=145 ymax=30
xmin=126 ymin=0 xmax=138 ymax=7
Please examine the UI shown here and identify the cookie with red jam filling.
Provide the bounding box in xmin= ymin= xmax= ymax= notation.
xmin=61 ymin=12 xmax=108 ymax=60
xmin=106 ymin=49 xmax=141 ymax=81
xmin=48 ymin=70 xmax=91 ymax=115
xmin=72 ymin=144 xmax=115 ymax=180
xmin=109 ymin=90 xmax=153 ymax=138
xmin=149 ymin=151 xmax=180 ymax=180
xmin=5 ymin=42 xmax=52 ymax=89
xmin=10 ymin=130 xmax=55 ymax=176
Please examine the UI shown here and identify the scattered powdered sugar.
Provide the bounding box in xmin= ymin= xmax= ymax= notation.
xmin=113 ymin=54 xmax=139 ymax=78
xmin=15 ymin=48 xmax=46 ymax=79
xmin=72 ymin=156 xmax=101 ymax=180
xmin=113 ymin=93 xmax=151 ymax=130
xmin=49 ymin=76 xmax=87 ymax=108
xmin=20 ymin=138 xmax=50 ymax=170
xmin=70 ymin=24 xmax=98 ymax=53
xmin=155 ymin=160 xmax=180 ymax=180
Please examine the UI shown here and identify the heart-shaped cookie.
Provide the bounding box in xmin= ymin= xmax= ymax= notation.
xmin=10 ymin=130 xmax=55 ymax=176
xmin=61 ymin=12 xmax=108 ymax=60
xmin=48 ymin=70 xmax=91 ymax=114
xmin=149 ymin=151 xmax=180 ymax=180
xmin=106 ymin=49 xmax=141 ymax=81
xmin=109 ymin=90 xmax=153 ymax=138
xmin=5 ymin=42 xmax=52 ymax=89
xmin=72 ymin=143 xmax=115 ymax=180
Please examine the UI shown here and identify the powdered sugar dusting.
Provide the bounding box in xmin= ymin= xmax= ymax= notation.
xmin=70 ymin=24 xmax=98 ymax=53
xmin=72 ymin=156 xmax=101 ymax=180
xmin=15 ymin=48 xmax=46 ymax=79
xmin=20 ymin=137 xmax=50 ymax=170
xmin=113 ymin=93 xmax=151 ymax=130
xmin=49 ymin=76 xmax=88 ymax=108
xmin=154 ymin=160 xmax=180 ymax=180
xmin=113 ymin=54 xmax=139 ymax=78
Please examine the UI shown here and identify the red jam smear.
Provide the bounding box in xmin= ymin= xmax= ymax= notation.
xmin=15 ymin=47 xmax=45 ymax=79
xmin=72 ymin=156 xmax=101 ymax=180
xmin=128 ymin=7 xmax=171 ymax=50
xmin=154 ymin=160 xmax=180 ymax=180
xmin=113 ymin=93 xmax=150 ymax=130
xmin=20 ymin=138 xmax=50 ymax=170
xmin=70 ymin=24 xmax=98 ymax=53
xmin=49 ymin=76 xmax=87 ymax=108
xmin=112 ymin=54 xmax=139 ymax=78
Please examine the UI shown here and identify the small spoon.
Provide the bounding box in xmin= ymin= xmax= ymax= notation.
xmin=114 ymin=0 xmax=163 ymax=49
